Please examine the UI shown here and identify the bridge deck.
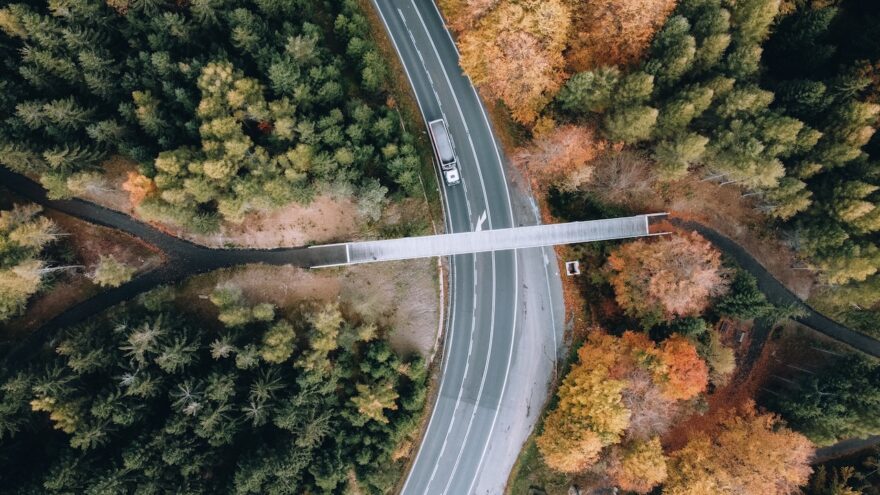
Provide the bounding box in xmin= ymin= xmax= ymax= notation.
xmin=313 ymin=214 xmax=665 ymax=267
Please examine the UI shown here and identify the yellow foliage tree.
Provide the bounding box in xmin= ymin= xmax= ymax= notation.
xmin=538 ymin=330 xmax=711 ymax=474
xmin=438 ymin=0 xmax=499 ymax=31
xmin=608 ymin=437 xmax=668 ymax=494
xmin=666 ymin=403 xmax=814 ymax=495
xmin=458 ymin=0 xmax=571 ymax=124
xmin=351 ymin=380 xmax=399 ymax=424
xmin=537 ymin=333 xmax=631 ymax=473
xmin=30 ymin=396 xmax=80 ymax=434
xmin=122 ymin=171 xmax=157 ymax=206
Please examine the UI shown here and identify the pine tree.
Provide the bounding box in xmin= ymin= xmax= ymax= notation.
xmin=90 ymin=255 xmax=135 ymax=288
xmin=603 ymin=105 xmax=659 ymax=144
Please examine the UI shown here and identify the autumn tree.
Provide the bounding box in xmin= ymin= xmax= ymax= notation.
xmin=259 ymin=320 xmax=296 ymax=364
xmin=351 ymin=380 xmax=399 ymax=424
xmin=458 ymin=0 xmax=571 ymax=124
xmin=512 ymin=125 xmax=602 ymax=188
xmin=607 ymin=231 xmax=729 ymax=326
xmin=121 ymin=172 xmax=157 ymax=206
xmin=538 ymin=331 xmax=708 ymax=473
xmin=700 ymin=329 xmax=736 ymax=386
xmin=657 ymin=334 xmax=709 ymax=400
xmin=665 ymin=402 xmax=813 ymax=495
xmin=90 ymin=255 xmax=135 ymax=288
xmin=0 ymin=204 xmax=61 ymax=321
xmin=537 ymin=333 xmax=630 ymax=472
xmin=566 ymin=0 xmax=677 ymax=71
xmin=608 ymin=437 xmax=668 ymax=494
xmin=437 ymin=0 xmax=499 ymax=31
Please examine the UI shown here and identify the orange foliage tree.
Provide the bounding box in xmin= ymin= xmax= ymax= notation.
xmin=122 ymin=172 xmax=157 ymax=206
xmin=666 ymin=402 xmax=814 ymax=495
xmin=566 ymin=0 xmax=678 ymax=71
xmin=458 ymin=0 xmax=571 ymax=124
xmin=537 ymin=331 xmax=708 ymax=474
xmin=512 ymin=125 xmax=604 ymax=189
xmin=656 ymin=334 xmax=709 ymax=400
xmin=438 ymin=0 xmax=499 ymax=31
xmin=607 ymin=231 xmax=729 ymax=326
xmin=608 ymin=437 xmax=668 ymax=494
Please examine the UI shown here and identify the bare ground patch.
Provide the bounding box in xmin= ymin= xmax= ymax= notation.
xmin=178 ymin=259 xmax=441 ymax=358
xmin=80 ymin=156 xmax=435 ymax=248
xmin=181 ymin=195 xmax=364 ymax=248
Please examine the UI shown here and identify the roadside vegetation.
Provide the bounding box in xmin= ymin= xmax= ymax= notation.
xmin=508 ymin=209 xmax=819 ymax=493
xmin=0 ymin=0 xmax=428 ymax=234
xmin=807 ymin=447 xmax=880 ymax=495
xmin=0 ymin=283 xmax=427 ymax=493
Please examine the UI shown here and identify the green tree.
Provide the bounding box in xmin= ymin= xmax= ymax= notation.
xmin=90 ymin=255 xmax=135 ymax=288
xmin=0 ymin=204 xmax=60 ymax=321
xmin=557 ymin=67 xmax=620 ymax=114
xmin=768 ymin=354 xmax=880 ymax=446
xmin=604 ymin=105 xmax=659 ymax=144
xmin=714 ymin=270 xmax=775 ymax=320
xmin=653 ymin=132 xmax=709 ymax=179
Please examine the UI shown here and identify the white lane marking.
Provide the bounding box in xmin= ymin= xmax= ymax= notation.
xmin=424 ymin=3 xmax=536 ymax=492
xmin=474 ymin=210 xmax=487 ymax=232
xmin=403 ymin=4 xmax=512 ymax=494
xmin=379 ymin=2 xmax=529 ymax=493
xmin=404 ymin=0 xmax=495 ymax=231
xmin=404 ymin=0 xmax=564 ymax=488
xmin=543 ymin=248 xmax=559 ymax=374
xmin=427 ymin=253 xmax=481 ymax=487
xmin=373 ymin=3 xmax=479 ymax=494
xmin=440 ymin=251 xmax=499 ymax=495
xmin=462 ymin=255 xmax=518 ymax=495
xmin=427 ymin=0 xmax=462 ymax=58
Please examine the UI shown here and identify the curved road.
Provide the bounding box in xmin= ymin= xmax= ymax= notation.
xmin=371 ymin=1 xmax=565 ymax=493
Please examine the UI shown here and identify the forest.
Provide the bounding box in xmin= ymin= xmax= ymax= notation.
xmin=0 ymin=285 xmax=426 ymax=493
xmin=0 ymin=0 xmax=424 ymax=233
xmin=447 ymin=0 xmax=880 ymax=334
xmin=444 ymin=1 xmax=880 ymax=492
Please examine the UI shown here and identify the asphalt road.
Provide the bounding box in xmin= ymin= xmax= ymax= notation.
xmin=371 ymin=1 xmax=565 ymax=493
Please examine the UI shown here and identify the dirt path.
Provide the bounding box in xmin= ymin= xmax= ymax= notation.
xmin=671 ymin=217 xmax=880 ymax=358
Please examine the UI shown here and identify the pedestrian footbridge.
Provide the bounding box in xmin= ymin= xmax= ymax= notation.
xmin=310 ymin=213 xmax=668 ymax=267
